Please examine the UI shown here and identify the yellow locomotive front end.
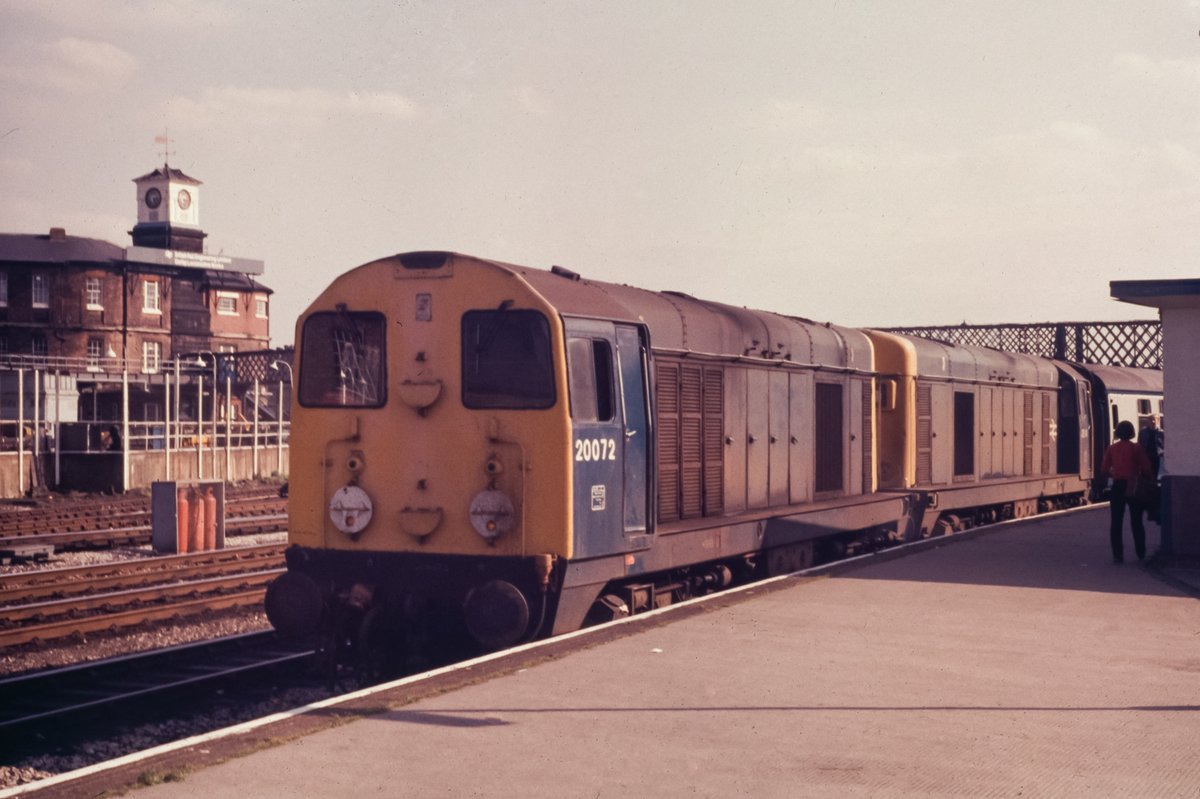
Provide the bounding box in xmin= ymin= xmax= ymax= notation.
xmin=266 ymin=252 xmax=573 ymax=655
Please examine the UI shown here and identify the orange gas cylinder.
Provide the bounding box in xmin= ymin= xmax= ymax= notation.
xmin=189 ymin=487 xmax=205 ymax=553
xmin=176 ymin=487 xmax=190 ymax=554
xmin=203 ymin=487 xmax=218 ymax=550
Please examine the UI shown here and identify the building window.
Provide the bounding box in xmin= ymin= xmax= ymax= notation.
xmin=32 ymin=274 xmax=49 ymax=308
xmin=87 ymin=338 xmax=104 ymax=371
xmin=256 ymin=297 xmax=268 ymax=318
xmin=31 ymin=332 xmax=48 ymax=356
xmin=143 ymin=341 xmax=161 ymax=373
xmin=217 ymin=344 xmax=237 ymax=354
xmin=0 ymin=272 xmax=8 ymax=307
xmin=86 ymin=277 xmax=103 ymax=309
xmin=216 ymin=292 xmax=239 ymax=316
xmin=143 ymin=280 xmax=161 ymax=313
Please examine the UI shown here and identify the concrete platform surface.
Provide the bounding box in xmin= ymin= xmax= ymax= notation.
xmin=76 ymin=509 xmax=1200 ymax=796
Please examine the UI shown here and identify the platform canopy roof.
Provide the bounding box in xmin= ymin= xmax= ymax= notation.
xmin=1111 ymin=279 xmax=1200 ymax=311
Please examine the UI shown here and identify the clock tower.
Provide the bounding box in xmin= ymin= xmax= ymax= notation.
xmin=129 ymin=164 xmax=207 ymax=253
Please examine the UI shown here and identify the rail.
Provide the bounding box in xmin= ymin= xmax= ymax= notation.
xmin=0 ymin=631 xmax=313 ymax=750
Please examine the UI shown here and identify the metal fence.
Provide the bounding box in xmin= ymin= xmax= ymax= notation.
xmin=877 ymin=320 xmax=1163 ymax=369
xmin=0 ymin=349 xmax=293 ymax=492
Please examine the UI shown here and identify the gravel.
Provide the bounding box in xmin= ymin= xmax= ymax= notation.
xmin=0 ymin=527 xmax=303 ymax=790
xmin=1 ymin=680 xmax=332 ymax=790
xmin=0 ymin=606 xmax=275 ymax=677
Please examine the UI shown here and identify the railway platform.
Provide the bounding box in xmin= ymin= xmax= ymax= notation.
xmin=15 ymin=506 xmax=1200 ymax=798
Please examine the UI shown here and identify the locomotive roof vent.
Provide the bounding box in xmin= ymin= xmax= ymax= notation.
xmin=551 ymin=264 xmax=581 ymax=281
xmin=399 ymin=251 xmax=451 ymax=270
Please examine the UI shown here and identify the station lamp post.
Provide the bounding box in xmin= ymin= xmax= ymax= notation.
xmin=271 ymin=359 xmax=292 ymax=478
xmin=196 ymin=351 xmax=217 ymax=479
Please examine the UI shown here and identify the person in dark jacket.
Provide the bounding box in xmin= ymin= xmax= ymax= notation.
xmin=1137 ymin=415 xmax=1162 ymax=475
xmin=1137 ymin=415 xmax=1163 ymax=523
xmin=1100 ymin=420 xmax=1154 ymax=563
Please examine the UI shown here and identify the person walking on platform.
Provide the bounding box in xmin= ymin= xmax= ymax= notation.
xmin=1100 ymin=420 xmax=1154 ymax=563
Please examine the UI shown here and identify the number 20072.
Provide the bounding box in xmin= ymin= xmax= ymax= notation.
xmin=575 ymin=438 xmax=617 ymax=462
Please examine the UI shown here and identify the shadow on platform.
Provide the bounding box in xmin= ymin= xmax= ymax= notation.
xmin=841 ymin=507 xmax=1189 ymax=599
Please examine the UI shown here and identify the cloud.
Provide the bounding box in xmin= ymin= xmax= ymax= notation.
xmin=511 ymin=85 xmax=550 ymax=115
xmin=1113 ymin=52 xmax=1200 ymax=88
xmin=0 ymin=0 xmax=237 ymax=31
xmin=0 ymin=37 xmax=136 ymax=93
xmin=167 ymin=86 xmax=421 ymax=126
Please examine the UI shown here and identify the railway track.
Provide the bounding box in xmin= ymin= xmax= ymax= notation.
xmin=0 ymin=487 xmax=285 ymax=541
xmin=0 ymin=544 xmax=286 ymax=648
xmin=0 ymin=631 xmax=314 ymax=757
xmin=0 ymin=488 xmax=287 ymax=554
xmin=0 ymin=512 xmax=289 ymax=553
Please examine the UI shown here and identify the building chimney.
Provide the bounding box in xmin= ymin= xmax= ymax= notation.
xmin=49 ymin=227 xmax=67 ymax=241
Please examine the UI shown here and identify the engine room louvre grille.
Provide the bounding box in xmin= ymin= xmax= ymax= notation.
xmin=1041 ymin=393 xmax=1051 ymax=475
xmin=681 ymin=419 xmax=704 ymax=517
xmin=680 ymin=365 xmax=704 ymax=518
xmin=1023 ymin=391 xmax=1034 ymax=475
xmin=703 ymin=367 xmax=725 ymax=515
xmin=656 ymin=363 xmax=681 ymax=522
xmin=861 ymin=380 xmax=873 ymax=492
xmin=916 ymin=383 xmax=936 ymax=482
xmin=916 ymin=383 xmax=933 ymax=485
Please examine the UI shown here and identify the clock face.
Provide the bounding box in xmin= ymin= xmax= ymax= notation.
xmin=145 ymin=188 xmax=162 ymax=209
xmin=177 ymin=189 xmax=192 ymax=210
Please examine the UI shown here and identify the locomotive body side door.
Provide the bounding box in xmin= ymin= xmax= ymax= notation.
xmin=565 ymin=319 xmax=651 ymax=559
xmin=615 ymin=325 xmax=651 ymax=544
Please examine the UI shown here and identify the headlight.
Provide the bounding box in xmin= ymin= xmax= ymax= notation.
xmin=330 ymin=485 xmax=373 ymax=535
xmin=469 ymin=489 xmax=514 ymax=542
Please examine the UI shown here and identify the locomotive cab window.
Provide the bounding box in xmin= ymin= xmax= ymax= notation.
xmin=567 ymin=337 xmax=614 ymax=421
xmin=462 ymin=309 xmax=555 ymax=409
xmin=298 ymin=311 xmax=387 ymax=407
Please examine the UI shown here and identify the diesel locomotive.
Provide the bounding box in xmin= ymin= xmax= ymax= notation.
xmin=265 ymin=252 xmax=1162 ymax=659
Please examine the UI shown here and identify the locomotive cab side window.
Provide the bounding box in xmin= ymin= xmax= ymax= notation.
xmin=567 ymin=338 xmax=615 ymax=421
xmin=298 ymin=311 xmax=387 ymax=407
xmin=462 ymin=309 xmax=555 ymax=409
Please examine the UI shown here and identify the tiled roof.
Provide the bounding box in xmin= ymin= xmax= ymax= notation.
xmin=0 ymin=232 xmax=124 ymax=264
xmin=132 ymin=164 xmax=203 ymax=185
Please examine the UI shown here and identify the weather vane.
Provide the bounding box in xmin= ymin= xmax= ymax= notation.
xmin=154 ymin=131 xmax=175 ymax=167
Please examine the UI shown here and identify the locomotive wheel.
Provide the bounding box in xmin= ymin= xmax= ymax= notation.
xmin=264 ymin=571 xmax=323 ymax=640
xmin=765 ymin=542 xmax=814 ymax=576
xmin=463 ymin=580 xmax=531 ymax=650
xmin=584 ymin=593 xmax=631 ymax=626
xmin=356 ymin=605 xmax=404 ymax=684
xmin=933 ymin=514 xmax=959 ymax=538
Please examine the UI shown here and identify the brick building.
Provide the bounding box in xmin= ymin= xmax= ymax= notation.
xmin=0 ymin=164 xmax=271 ymax=376
xmin=0 ymin=164 xmax=286 ymax=495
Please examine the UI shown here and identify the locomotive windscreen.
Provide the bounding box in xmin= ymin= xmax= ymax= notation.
xmin=461 ymin=309 xmax=555 ymax=409
xmin=298 ymin=311 xmax=387 ymax=407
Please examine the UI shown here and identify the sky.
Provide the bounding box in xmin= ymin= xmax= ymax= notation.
xmin=2 ymin=1 xmax=1199 ymax=347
